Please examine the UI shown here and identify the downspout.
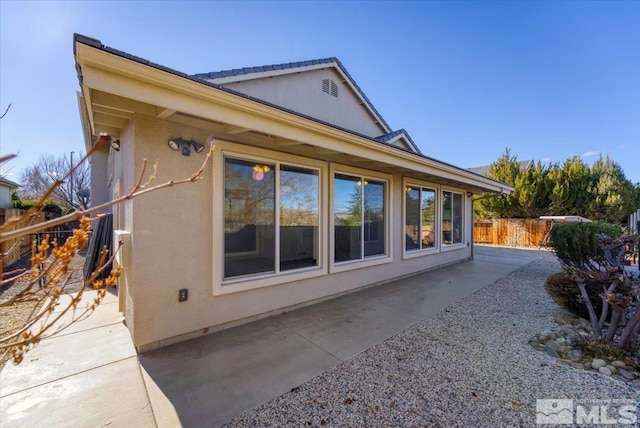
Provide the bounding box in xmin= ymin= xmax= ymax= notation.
xmin=470 ymin=188 xmax=505 ymax=260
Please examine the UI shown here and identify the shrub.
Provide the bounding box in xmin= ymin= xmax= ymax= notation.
xmin=544 ymin=270 xmax=612 ymax=319
xmin=549 ymin=221 xmax=622 ymax=270
xmin=11 ymin=198 xmax=62 ymax=215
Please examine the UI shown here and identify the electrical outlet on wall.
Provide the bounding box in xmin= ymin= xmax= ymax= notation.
xmin=179 ymin=288 xmax=188 ymax=302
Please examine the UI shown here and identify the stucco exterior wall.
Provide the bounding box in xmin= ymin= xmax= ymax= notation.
xmin=220 ymin=68 xmax=387 ymax=138
xmin=0 ymin=185 xmax=13 ymax=209
xmin=89 ymin=146 xmax=111 ymax=214
xmin=123 ymin=115 xmax=472 ymax=351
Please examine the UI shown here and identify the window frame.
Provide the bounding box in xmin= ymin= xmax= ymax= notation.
xmin=212 ymin=141 xmax=328 ymax=296
xmin=329 ymin=163 xmax=392 ymax=274
xmin=402 ymin=178 xmax=440 ymax=259
xmin=441 ymin=187 xmax=466 ymax=251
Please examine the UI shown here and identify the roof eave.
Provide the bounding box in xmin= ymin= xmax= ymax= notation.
xmin=73 ymin=35 xmax=511 ymax=194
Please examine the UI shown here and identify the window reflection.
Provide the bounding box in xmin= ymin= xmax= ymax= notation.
xmin=442 ymin=190 xmax=462 ymax=245
xmin=224 ymin=158 xmax=321 ymax=280
xmin=406 ymin=186 xmax=436 ymax=251
xmin=334 ymin=173 xmax=385 ymax=262
xmin=405 ymin=186 xmax=420 ymax=250
xmin=280 ymin=166 xmax=319 ymax=271
xmin=334 ymin=174 xmax=362 ymax=262
xmin=364 ymin=180 xmax=385 ymax=257
xmin=224 ymin=158 xmax=275 ymax=277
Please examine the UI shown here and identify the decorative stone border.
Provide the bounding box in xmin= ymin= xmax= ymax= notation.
xmin=529 ymin=313 xmax=640 ymax=387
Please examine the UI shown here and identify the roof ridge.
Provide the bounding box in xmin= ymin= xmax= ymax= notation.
xmin=192 ymin=57 xmax=338 ymax=80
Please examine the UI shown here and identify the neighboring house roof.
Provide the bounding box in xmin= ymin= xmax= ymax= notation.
xmin=468 ymin=159 xmax=534 ymax=177
xmin=0 ymin=177 xmax=20 ymax=189
xmin=192 ymin=57 xmax=393 ymax=135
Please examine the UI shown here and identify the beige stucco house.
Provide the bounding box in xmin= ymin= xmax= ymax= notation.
xmin=74 ymin=34 xmax=512 ymax=352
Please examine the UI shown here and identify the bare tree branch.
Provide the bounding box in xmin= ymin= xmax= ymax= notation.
xmin=0 ymin=104 xmax=11 ymax=120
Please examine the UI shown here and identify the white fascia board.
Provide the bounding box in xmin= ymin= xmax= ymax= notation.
xmin=76 ymin=91 xmax=94 ymax=154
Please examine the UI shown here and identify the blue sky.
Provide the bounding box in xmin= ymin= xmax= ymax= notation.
xmin=1 ymin=1 xmax=638 ymax=184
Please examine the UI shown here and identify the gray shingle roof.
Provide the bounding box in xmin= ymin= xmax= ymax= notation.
xmin=375 ymin=129 xmax=421 ymax=154
xmin=468 ymin=160 xmax=534 ymax=177
xmin=193 ymin=58 xmax=338 ymax=80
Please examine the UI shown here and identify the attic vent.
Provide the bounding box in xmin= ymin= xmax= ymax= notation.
xmin=175 ymin=112 xmax=224 ymax=125
xmin=322 ymin=78 xmax=338 ymax=98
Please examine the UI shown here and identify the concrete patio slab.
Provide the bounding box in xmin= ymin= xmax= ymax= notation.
xmin=139 ymin=316 xmax=341 ymax=427
xmin=0 ymin=320 xmax=135 ymax=397
xmin=0 ymin=357 xmax=154 ymax=428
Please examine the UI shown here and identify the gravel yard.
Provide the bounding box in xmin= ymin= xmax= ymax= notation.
xmin=225 ymin=252 xmax=638 ymax=427
xmin=0 ymin=253 xmax=86 ymax=370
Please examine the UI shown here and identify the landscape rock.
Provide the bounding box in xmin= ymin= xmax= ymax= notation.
xmin=612 ymin=360 xmax=627 ymax=369
xmin=618 ymin=368 xmax=635 ymax=380
xmin=599 ymin=367 xmax=612 ymax=376
xmin=567 ymin=349 xmax=583 ymax=362
xmin=591 ymin=359 xmax=606 ymax=370
xmin=545 ymin=344 xmax=560 ymax=359
xmin=545 ymin=340 xmax=561 ymax=351
xmin=528 ymin=340 xmax=546 ymax=352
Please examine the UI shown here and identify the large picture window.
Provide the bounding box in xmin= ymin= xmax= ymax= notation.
xmin=442 ymin=190 xmax=463 ymax=245
xmin=334 ymin=173 xmax=386 ymax=262
xmin=405 ymin=186 xmax=436 ymax=251
xmin=224 ymin=157 xmax=319 ymax=279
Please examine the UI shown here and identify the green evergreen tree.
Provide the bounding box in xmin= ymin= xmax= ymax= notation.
xmin=588 ymin=155 xmax=637 ymax=224
xmin=476 ymin=148 xmax=522 ymax=218
xmin=548 ymin=156 xmax=592 ymax=216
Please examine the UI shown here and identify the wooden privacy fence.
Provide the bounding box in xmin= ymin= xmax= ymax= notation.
xmin=474 ymin=218 xmax=552 ymax=248
xmin=0 ymin=208 xmax=61 ymax=267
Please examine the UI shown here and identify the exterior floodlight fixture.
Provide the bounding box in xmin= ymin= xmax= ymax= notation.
xmin=190 ymin=140 xmax=205 ymax=153
xmin=111 ymin=139 xmax=121 ymax=151
xmin=467 ymin=192 xmax=473 ymax=198
xmin=168 ymin=138 xmax=205 ymax=156
xmin=181 ymin=141 xmax=191 ymax=156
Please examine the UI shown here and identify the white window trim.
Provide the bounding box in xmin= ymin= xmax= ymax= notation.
xmin=212 ymin=140 xmax=328 ymax=296
xmin=402 ymin=178 xmax=440 ymax=260
xmin=329 ymin=163 xmax=392 ymax=274
xmin=441 ymin=186 xmax=466 ymax=252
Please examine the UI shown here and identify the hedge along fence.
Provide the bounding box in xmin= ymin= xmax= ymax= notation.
xmin=474 ymin=218 xmax=552 ymax=248
xmin=0 ymin=208 xmax=60 ymax=267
